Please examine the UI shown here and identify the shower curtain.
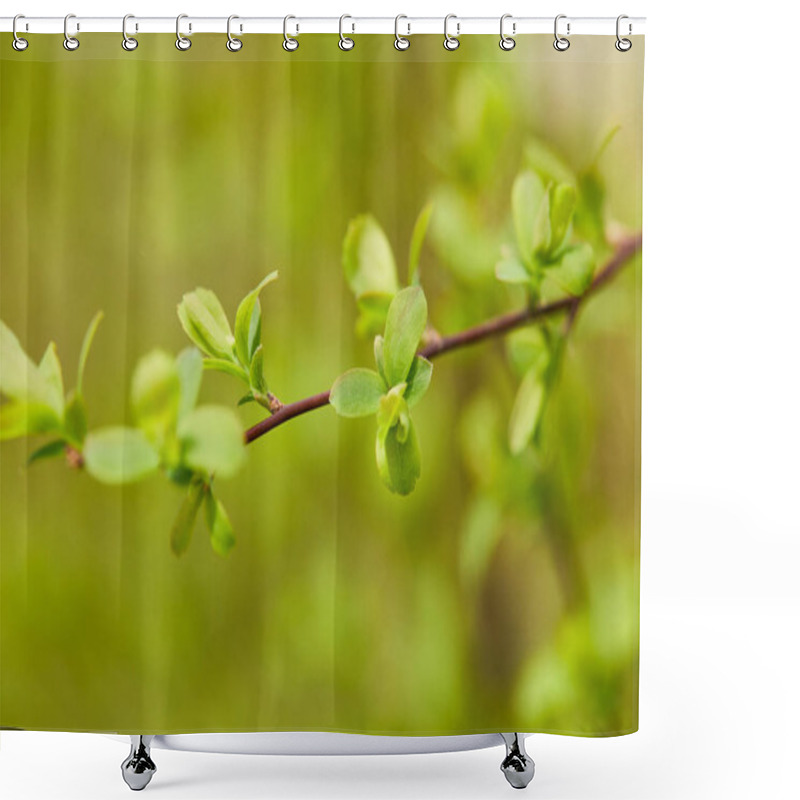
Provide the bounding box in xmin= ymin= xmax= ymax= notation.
xmin=0 ymin=32 xmax=643 ymax=737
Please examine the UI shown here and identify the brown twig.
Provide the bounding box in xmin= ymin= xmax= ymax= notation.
xmin=244 ymin=231 xmax=642 ymax=445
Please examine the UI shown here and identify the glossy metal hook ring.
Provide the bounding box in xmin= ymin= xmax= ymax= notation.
xmin=553 ymin=14 xmax=570 ymax=51
xmin=283 ymin=15 xmax=299 ymax=51
xmin=443 ymin=14 xmax=460 ymax=51
xmin=12 ymin=14 xmax=28 ymax=51
xmin=176 ymin=14 xmax=191 ymax=50
xmin=615 ymin=14 xmax=632 ymax=51
xmin=499 ymin=14 xmax=515 ymax=51
xmin=122 ymin=14 xmax=138 ymax=51
xmin=63 ymin=13 xmax=79 ymax=51
xmin=339 ymin=14 xmax=355 ymax=50
xmin=394 ymin=14 xmax=410 ymax=51
xmin=227 ymin=15 xmax=243 ymax=51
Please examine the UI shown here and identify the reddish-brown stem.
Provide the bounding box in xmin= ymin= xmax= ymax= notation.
xmin=244 ymin=232 xmax=642 ymax=445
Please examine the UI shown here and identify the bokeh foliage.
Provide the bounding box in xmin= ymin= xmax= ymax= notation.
xmin=1 ymin=34 xmax=643 ymax=735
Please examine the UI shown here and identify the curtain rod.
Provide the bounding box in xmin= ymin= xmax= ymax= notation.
xmin=1 ymin=16 xmax=645 ymax=37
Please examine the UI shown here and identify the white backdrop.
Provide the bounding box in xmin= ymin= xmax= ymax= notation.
xmin=2 ymin=1 xmax=798 ymax=798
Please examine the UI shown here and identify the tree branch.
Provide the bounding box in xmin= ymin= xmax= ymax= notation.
xmin=244 ymin=231 xmax=642 ymax=445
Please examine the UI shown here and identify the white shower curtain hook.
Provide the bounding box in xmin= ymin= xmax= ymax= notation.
xmin=615 ymin=14 xmax=632 ymax=51
xmin=63 ymin=13 xmax=80 ymax=51
xmin=553 ymin=14 xmax=570 ymax=51
xmin=175 ymin=14 xmax=192 ymax=51
xmin=12 ymin=14 xmax=29 ymax=51
xmin=226 ymin=15 xmax=243 ymax=52
xmin=443 ymin=14 xmax=460 ymax=51
xmin=394 ymin=15 xmax=410 ymax=51
xmin=122 ymin=14 xmax=138 ymax=51
xmin=339 ymin=15 xmax=355 ymax=51
xmin=283 ymin=15 xmax=299 ymax=51
xmin=499 ymin=14 xmax=516 ymax=51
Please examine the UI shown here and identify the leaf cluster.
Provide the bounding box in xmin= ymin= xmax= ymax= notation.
xmin=178 ymin=272 xmax=278 ymax=409
xmin=342 ymin=204 xmax=432 ymax=339
xmin=1 ymin=313 xmax=102 ymax=460
xmin=1 ymin=314 xmax=245 ymax=557
xmin=330 ymin=287 xmax=432 ymax=495
xmin=496 ymin=170 xmax=595 ymax=300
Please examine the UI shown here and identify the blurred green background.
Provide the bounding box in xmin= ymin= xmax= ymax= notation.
xmin=0 ymin=34 xmax=643 ymax=735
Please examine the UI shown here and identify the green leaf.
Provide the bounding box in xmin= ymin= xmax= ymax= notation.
xmin=383 ymin=286 xmax=428 ymax=387
xmin=63 ymin=391 xmax=88 ymax=445
xmin=506 ymin=328 xmax=550 ymax=378
xmin=374 ymin=335 xmax=387 ymax=384
xmin=495 ymin=255 xmax=531 ymax=284
xmin=83 ymin=427 xmax=160 ymax=484
xmin=175 ymin=348 xmax=203 ymax=421
xmin=375 ymin=417 xmax=421 ymax=495
xmin=0 ymin=320 xmax=50 ymax=407
xmin=202 ymin=358 xmax=250 ymax=384
xmin=130 ymin=350 xmax=180 ymax=444
xmin=546 ymin=243 xmax=595 ymax=296
xmin=547 ymin=183 xmax=577 ymax=257
xmin=532 ymin=184 xmax=552 ymax=257
xmin=27 ymin=439 xmax=67 ymax=466
xmin=330 ymin=368 xmax=386 ymax=418
xmin=508 ymin=368 xmax=547 ymax=455
xmin=376 ymin=384 xmax=407 ymax=434
xmin=248 ymin=301 xmax=262 ymax=362
xmin=0 ymin=401 xmax=62 ymax=441
xmin=524 ymin=138 xmax=576 ymax=186
xmin=511 ymin=171 xmax=547 ymax=265
xmin=76 ymin=311 xmax=103 ymax=397
xmin=37 ymin=343 xmax=65 ymax=418
xmin=178 ymin=406 xmax=245 ymax=479
xmin=404 ymin=356 xmax=432 ymax=409
xmin=237 ymin=393 xmax=256 ymax=406
xmin=408 ymin=202 xmax=434 ymax=285
xmin=249 ymin=345 xmax=266 ymax=394
xmin=343 ymin=214 xmax=399 ymax=300
xmin=234 ymin=271 xmax=278 ymax=368
xmin=205 ymin=490 xmax=236 ymax=557
xmin=574 ymin=168 xmax=607 ymax=247
xmin=355 ymin=292 xmax=394 ymax=339
xmin=170 ymin=479 xmax=205 ymax=556
xmin=177 ymin=289 xmax=234 ymax=360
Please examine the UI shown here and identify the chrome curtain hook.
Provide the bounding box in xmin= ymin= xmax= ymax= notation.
xmin=12 ymin=14 xmax=29 ymax=51
xmin=227 ymin=15 xmax=243 ymax=51
xmin=443 ymin=14 xmax=460 ymax=51
xmin=63 ymin=13 xmax=80 ymax=51
xmin=122 ymin=14 xmax=138 ymax=51
xmin=283 ymin=15 xmax=299 ymax=51
xmin=175 ymin=14 xmax=192 ymax=51
xmin=339 ymin=14 xmax=355 ymax=51
xmin=553 ymin=14 xmax=570 ymax=51
xmin=394 ymin=14 xmax=410 ymax=51
xmin=499 ymin=14 xmax=516 ymax=51
xmin=615 ymin=14 xmax=632 ymax=51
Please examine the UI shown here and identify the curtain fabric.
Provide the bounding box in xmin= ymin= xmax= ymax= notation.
xmin=0 ymin=33 xmax=643 ymax=736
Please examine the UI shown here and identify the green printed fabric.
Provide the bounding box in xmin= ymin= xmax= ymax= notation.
xmin=0 ymin=34 xmax=644 ymax=736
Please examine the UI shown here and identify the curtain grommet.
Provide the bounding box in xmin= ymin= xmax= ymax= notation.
xmin=339 ymin=15 xmax=355 ymax=51
xmin=226 ymin=15 xmax=243 ymax=52
xmin=443 ymin=14 xmax=460 ymax=51
xmin=394 ymin=15 xmax=410 ymax=51
xmin=499 ymin=14 xmax=516 ymax=51
xmin=283 ymin=15 xmax=299 ymax=51
xmin=615 ymin=15 xmax=632 ymax=51
xmin=12 ymin=15 xmax=29 ymax=51
xmin=175 ymin=14 xmax=192 ymax=51
xmin=121 ymin=14 xmax=138 ymax=51
xmin=63 ymin=13 xmax=80 ymax=51
xmin=553 ymin=14 xmax=570 ymax=51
